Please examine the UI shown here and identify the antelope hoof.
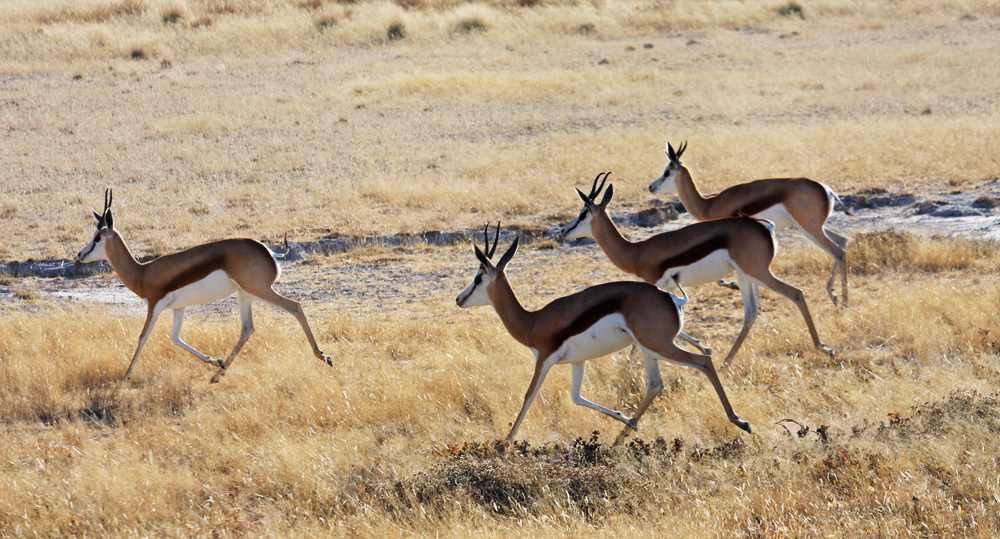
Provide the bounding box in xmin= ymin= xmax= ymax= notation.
xmin=821 ymin=344 xmax=835 ymax=358
xmin=497 ymin=438 xmax=513 ymax=457
xmin=628 ymin=417 xmax=639 ymax=431
xmin=209 ymin=367 xmax=226 ymax=384
xmin=215 ymin=358 xmax=226 ymax=369
xmin=717 ymin=279 xmax=740 ymax=291
xmin=315 ymin=350 xmax=333 ymax=366
xmin=737 ymin=418 xmax=752 ymax=434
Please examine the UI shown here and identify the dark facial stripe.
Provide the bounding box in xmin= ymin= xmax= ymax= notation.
xmin=562 ymin=209 xmax=588 ymax=235
xmin=457 ymin=272 xmax=483 ymax=305
xmin=78 ymin=233 xmax=101 ymax=259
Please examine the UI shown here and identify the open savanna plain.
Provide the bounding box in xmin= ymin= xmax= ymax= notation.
xmin=3 ymin=1 xmax=1000 ymax=537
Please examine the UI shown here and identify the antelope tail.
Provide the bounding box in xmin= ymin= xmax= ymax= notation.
xmin=671 ymin=275 xmax=689 ymax=309
xmin=273 ymin=231 xmax=293 ymax=259
xmin=830 ymin=189 xmax=856 ymax=217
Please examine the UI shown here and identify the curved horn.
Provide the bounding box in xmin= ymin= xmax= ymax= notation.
xmin=588 ymin=172 xmax=602 ymax=198
xmin=488 ymin=221 xmax=501 ymax=259
xmin=588 ymin=171 xmax=611 ymax=199
xmin=482 ymin=223 xmax=491 ymax=257
xmin=677 ymin=141 xmax=687 ymax=158
xmin=596 ymin=171 xmax=611 ymax=198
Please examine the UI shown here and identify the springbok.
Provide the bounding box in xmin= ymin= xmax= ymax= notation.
xmin=76 ymin=189 xmax=332 ymax=382
xmin=456 ymin=223 xmax=751 ymax=444
xmin=561 ymin=172 xmax=834 ymax=366
xmin=650 ymin=142 xmax=852 ymax=307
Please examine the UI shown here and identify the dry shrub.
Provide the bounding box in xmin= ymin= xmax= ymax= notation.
xmin=161 ymin=0 xmax=189 ymax=23
xmin=197 ymin=0 xmax=283 ymax=15
xmin=848 ymin=229 xmax=997 ymax=274
xmin=912 ymin=391 xmax=1000 ymax=436
xmin=351 ymin=432 xmax=657 ymax=521
xmin=36 ymin=0 xmax=146 ymax=24
xmin=394 ymin=0 xmax=427 ymax=9
xmin=447 ymin=4 xmax=494 ymax=34
xmin=314 ymin=11 xmax=337 ymax=29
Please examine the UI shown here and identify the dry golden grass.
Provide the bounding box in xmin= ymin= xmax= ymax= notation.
xmin=3 ymin=1 xmax=1000 ymax=536
xmin=3 ymin=0 xmax=1000 ymax=64
xmin=3 ymin=3 xmax=1000 ymax=261
xmin=2 ymin=235 xmax=999 ymax=537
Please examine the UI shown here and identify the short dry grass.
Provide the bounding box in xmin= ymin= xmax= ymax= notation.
xmin=3 ymin=1 xmax=1000 ymax=536
xmin=2 ymin=3 xmax=1000 ymax=261
xmin=1 ymin=234 xmax=999 ymax=537
xmin=3 ymin=0 xmax=998 ymax=64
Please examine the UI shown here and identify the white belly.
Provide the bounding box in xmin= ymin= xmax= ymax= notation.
xmin=656 ymin=249 xmax=736 ymax=288
xmin=752 ymin=203 xmax=795 ymax=231
xmin=554 ymin=314 xmax=633 ymax=365
xmin=159 ymin=270 xmax=238 ymax=310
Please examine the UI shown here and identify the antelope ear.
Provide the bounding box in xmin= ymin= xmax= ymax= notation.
xmin=574 ymin=187 xmax=593 ymax=208
xmin=92 ymin=209 xmax=102 ymax=222
xmin=496 ymin=236 xmax=519 ymax=272
xmin=667 ymin=142 xmax=677 ymax=162
xmin=598 ymin=183 xmax=614 ymax=210
xmin=473 ymin=244 xmax=494 ymax=270
xmin=104 ymin=208 xmax=114 ymax=232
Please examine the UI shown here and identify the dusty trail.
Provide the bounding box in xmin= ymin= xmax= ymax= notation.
xmin=1 ymin=185 xmax=997 ymax=317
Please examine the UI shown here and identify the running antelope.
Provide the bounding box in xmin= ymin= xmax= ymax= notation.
xmin=456 ymin=223 xmax=751 ymax=443
xmin=75 ymin=189 xmax=332 ymax=382
xmin=650 ymin=142 xmax=852 ymax=307
xmin=561 ymin=172 xmax=833 ymax=366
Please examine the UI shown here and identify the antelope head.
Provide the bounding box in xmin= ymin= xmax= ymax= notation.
xmin=456 ymin=223 xmax=519 ymax=308
xmin=76 ymin=188 xmax=115 ymax=263
xmin=559 ymin=171 xmax=614 ymax=240
xmin=649 ymin=141 xmax=687 ymax=194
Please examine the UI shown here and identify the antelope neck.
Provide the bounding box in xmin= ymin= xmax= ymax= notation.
xmin=674 ymin=167 xmax=709 ymax=220
xmin=487 ymin=273 xmax=533 ymax=346
xmin=590 ymin=211 xmax=640 ymax=276
xmin=105 ymin=233 xmax=146 ymax=298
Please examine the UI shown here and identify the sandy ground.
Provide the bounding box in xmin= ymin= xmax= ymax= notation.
xmin=3 ymin=180 xmax=997 ymax=324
